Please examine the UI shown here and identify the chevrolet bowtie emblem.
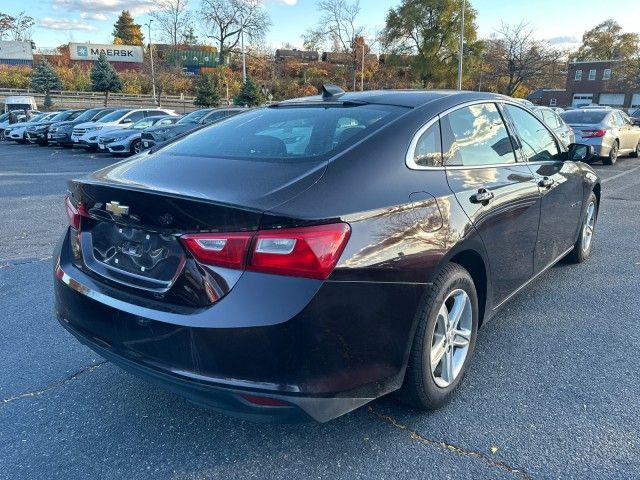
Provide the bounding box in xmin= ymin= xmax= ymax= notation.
xmin=105 ymin=201 xmax=130 ymax=216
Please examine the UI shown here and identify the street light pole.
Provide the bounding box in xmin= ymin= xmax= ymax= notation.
xmin=361 ymin=43 xmax=365 ymax=91
xmin=240 ymin=15 xmax=246 ymax=83
xmin=146 ymin=20 xmax=157 ymax=105
xmin=457 ymin=0 xmax=465 ymax=91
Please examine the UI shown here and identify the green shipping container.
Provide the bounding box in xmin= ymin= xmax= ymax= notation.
xmin=166 ymin=49 xmax=219 ymax=67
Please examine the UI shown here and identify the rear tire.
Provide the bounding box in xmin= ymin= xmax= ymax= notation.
xmin=399 ymin=263 xmax=479 ymax=410
xmin=602 ymin=141 xmax=618 ymax=165
xmin=567 ymin=192 xmax=598 ymax=263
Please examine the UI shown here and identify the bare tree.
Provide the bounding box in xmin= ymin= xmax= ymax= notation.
xmin=151 ymin=0 xmax=193 ymax=47
xmin=11 ymin=11 xmax=34 ymax=40
xmin=0 ymin=13 xmax=13 ymax=40
xmin=199 ymin=0 xmax=271 ymax=65
xmin=0 ymin=11 xmax=33 ymax=41
xmin=303 ymin=0 xmax=363 ymax=90
xmin=484 ymin=22 xmax=565 ymax=96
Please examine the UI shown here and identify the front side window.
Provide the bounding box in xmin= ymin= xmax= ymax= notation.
xmin=413 ymin=122 xmax=442 ymax=167
xmin=440 ymin=103 xmax=516 ymax=167
xmin=504 ymin=104 xmax=561 ymax=162
xmin=575 ymin=69 xmax=582 ymax=81
xmin=588 ymin=69 xmax=596 ymax=81
xmin=124 ymin=111 xmax=145 ymax=123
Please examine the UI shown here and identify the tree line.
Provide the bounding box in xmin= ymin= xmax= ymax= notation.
xmin=5 ymin=0 xmax=640 ymax=108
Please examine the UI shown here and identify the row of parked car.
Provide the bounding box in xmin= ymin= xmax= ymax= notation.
xmin=0 ymin=106 xmax=245 ymax=156
xmin=524 ymin=102 xmax=640 ymax=165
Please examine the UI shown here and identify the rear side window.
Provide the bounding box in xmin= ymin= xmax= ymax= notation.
xmin=413 ymin=122 xmax=442 ymax=167
xmin=504 ymin=104 xmax=561 ymax=162
xmin=441 ymin=103 xmax=516 ymax=166
xmin=162 ymin=105 xmax=405 ymax=162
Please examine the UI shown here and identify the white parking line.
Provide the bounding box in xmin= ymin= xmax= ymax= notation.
xmin=601 ymin=165 xmax=640 ymax=184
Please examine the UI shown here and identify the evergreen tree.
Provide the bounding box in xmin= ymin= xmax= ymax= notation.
xmin=194 ymin=74 xmax=220 ymax=107
xmin=90 ymin=53 xmax=123 ymax=106
xmin=234 ymin=76 xmax=263 ymax=107
xmin=182 ymin=27 xmax=198 ymax=46
xmin=113 ymin=10 xmax=144 ymax=45
xmin=31 ymin=58 xmax=62 ymax=110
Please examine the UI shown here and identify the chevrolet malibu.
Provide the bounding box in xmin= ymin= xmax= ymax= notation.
xmin=55 ymin=88 xmax=601 ymax=422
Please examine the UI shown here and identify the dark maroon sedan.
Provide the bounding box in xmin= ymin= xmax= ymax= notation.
xmin=54 ymin=87 xmax=601 ymax=422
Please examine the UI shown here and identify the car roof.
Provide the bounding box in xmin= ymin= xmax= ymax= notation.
xmin=277 ymin=90 xmax=511 ymax=108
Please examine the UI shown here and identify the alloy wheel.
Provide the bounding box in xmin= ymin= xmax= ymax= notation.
xmin=430 ymin=289 xmax=472 ymax=388
xmin=609 ymin=143 xmax=618 ymax=163
xmin=582 ymin=201 xmax=596 ymax=252
xmin=132 ymin=140 xmax=142 ymax=154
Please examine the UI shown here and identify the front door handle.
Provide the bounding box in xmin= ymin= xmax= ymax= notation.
xmin=538 ymin=177 xmax=555 ymax=188
xmin=470 ymin=188 xmax=494 ymax=204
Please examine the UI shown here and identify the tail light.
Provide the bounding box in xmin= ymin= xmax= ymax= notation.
xmin=64 ymin=196 xmax=86 ymax=230
xmin=180 ymin=234 xmax=252 ymax=270
xmin=580 ymin=129 xmax=606 ymax=138
xmin=180 ymin=223 xmax=351 ymax=280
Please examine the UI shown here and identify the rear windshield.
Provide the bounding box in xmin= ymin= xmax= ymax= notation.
xmin=99 ymin=109 xmax=130 ymax=122
xmin=177 ymin=109 xmax=212 ymax=124
xmin=161 ymin=104 xmax=405 ymax=162
xmin=560 ymin=110 xmax=609 ymax=124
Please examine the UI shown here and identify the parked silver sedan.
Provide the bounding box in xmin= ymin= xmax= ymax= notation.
xmin=532 ymin=106 xmax=575 ymax=147
xmin=98 ymin=115 xmax=180 ymax=155
xmin=560 ymin=108 xmax=640 ymax=164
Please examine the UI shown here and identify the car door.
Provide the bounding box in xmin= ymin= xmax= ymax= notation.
xmin=615 ymin=112 xmax=640 ymax=151
xmin=502 ymin=104 xmax=584 ymax=274
xmin=442 ymin=102 xmax=541 ymax=304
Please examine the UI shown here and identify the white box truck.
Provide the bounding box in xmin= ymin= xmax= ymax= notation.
xmin=4 ymin=95 xmax=37 ymax=112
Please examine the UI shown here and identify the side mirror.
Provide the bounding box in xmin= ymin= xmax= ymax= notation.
xmin=121 ymin=118 xmax=133 ymax=124
xmin=567 ymin=143 xmax=595 ymax=162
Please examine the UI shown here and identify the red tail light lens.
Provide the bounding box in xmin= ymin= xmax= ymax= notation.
xmin=581 ymin=129 xmax=606 ymax=138
xmin=65 ymin=196 xmax=86 ymax=230
xmin=180 ymin=233 xmax=252 ymax=270
xmin=248 ymin=224 xmax=351 ymax=279
xmin=180 ymin=223 xmax=351 ymax=280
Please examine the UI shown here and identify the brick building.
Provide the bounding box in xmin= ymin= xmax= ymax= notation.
xmin=529 ymin=59 xmax=640 ymax=110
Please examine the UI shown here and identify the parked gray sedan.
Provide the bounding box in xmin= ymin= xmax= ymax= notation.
xmin=560 ymin=108 xmax=640 ymax=164
xmin=532 ymin=106 xmax=575 ymax=147
xmin=98 ymin=115 xmax=180 ymax=155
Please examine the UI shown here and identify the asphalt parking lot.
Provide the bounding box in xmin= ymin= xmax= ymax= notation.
xmin=1 ymin=142 xmax=639 ymax=480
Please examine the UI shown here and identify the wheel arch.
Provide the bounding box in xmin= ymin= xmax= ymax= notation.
xmin=593 ymin=182 xmax=601 ymax=208
xmin=448 ymin=249 xmax=488 ymax=326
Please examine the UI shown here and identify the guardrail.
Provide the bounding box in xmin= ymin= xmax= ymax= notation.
xmin=0 ymin=88 xmax=201 ymax=112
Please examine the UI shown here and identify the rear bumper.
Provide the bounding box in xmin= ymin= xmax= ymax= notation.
xmin=53 ymin=232 xmax=426 ymax=422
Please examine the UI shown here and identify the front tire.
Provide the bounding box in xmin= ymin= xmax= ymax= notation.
xmin=399 ymin=263 xmax=479 ymax=410
xmin=130 ymin=139 xmax=142 ymax=155
xmin=630 ymin=141 xmax=640 ymax=158
xmin=567 ymin=192 xmax=598 ymax=263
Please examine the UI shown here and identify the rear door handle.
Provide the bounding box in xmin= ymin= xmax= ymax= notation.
xmin=538 ymin=177 xmax=555 ymax=188
xmin=470 ymin=188 xmax=494 ymax=204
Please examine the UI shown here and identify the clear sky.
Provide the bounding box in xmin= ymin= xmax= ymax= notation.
xmin=6 ymin=0 xmax=640 ymax=51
